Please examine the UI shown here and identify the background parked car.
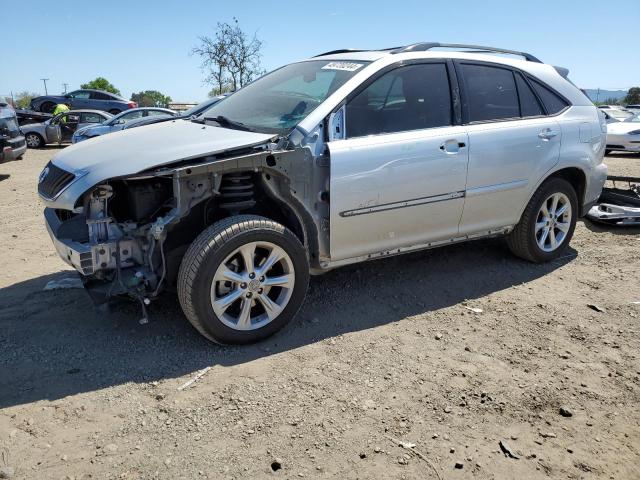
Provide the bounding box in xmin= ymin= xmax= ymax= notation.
xmin=30 ymin=89 xmax=137 ymax=115
xmin=22 ymin=110 xmax=111 ymax=148
xmin=602 ymin=108 xmax=634 ymax=124
xmin=0 ymin=103 xmax=26 ymax=162
xmin=72 ymin=107 xmax=176 ymax=143
xmin=606 ymin=113 xmax=640 ymax=154
xmin=74 ymin=96 xmax=230 ymax=139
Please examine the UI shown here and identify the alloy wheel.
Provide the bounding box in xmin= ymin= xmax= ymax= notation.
xmin=210 ymin=241 xmax=295 ymax=331
xmin=25 ymin=134 xmax=41 ymax=148
xmin=535 ymin=192 xmax=572 ymax=252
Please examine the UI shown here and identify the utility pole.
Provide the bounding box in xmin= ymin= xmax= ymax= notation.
xmin=596 ymin=88 xmax=600 ymax=103
xmin=62 ymin=83 xmax=69 ymax=93
xmin=41 ymin=78 xmax=49 ymax=95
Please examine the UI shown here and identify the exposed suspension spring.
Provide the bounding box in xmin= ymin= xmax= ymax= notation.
xmin=218 ymin=173 xmax=256 ymax=214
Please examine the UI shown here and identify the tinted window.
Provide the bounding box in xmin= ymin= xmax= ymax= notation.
xmin=80 ymin=112 xmax=104 ymax=123
xmin=147 ymin=109 xmax=171 ymax=117
xmin=529 ymin=79 xmax=569 ymax=115
xmin=515 ymin=73 xmax=544 ymax=117
xmin=90 ymin=92 xmax=112 ymax=100
xmin=461 ymin=64 xmax=519 ymax=122
xmin=346 ymin=63 xmax=452 ymax=138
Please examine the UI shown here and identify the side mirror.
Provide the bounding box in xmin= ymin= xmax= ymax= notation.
xmin=328 ymin=105 xmax=345 ymax=141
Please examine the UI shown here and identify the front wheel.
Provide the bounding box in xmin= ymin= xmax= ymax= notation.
xmin=506 ymin=178 xmax=578 ymax=263
xmin=177 ymin=215 xmax=309 ymax=344
xmin=25 ymin=133 xmax=44 ymax=148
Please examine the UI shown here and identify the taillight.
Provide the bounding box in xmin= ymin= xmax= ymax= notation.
xmin=128 ymin=101 xmax=138 ymax=108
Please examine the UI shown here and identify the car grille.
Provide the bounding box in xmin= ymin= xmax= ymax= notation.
xmin=38 ymin=162 xmax=76 ymax=199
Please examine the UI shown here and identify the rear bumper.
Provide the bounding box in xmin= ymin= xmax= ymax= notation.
xmin=1 ymin=142 xmax=26 ymax=163
xmin=581 ymin=163 xmax=608 ymax=216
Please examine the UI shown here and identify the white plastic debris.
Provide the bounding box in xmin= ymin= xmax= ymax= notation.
xmin=177 ymin=366 xmax=212 ymax=391
xmin=464 ymin=306 xmax=483 ymax=314
xmin=44 ymin=277 xmax=83 ymax=291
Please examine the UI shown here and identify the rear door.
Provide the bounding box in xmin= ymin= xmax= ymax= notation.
xmin=328 ymin=61 xmax=469 ymax=261
xmin=455 ymin=62 xmax=563 ymax=235
xmin=79 ymin=112 xmax=106 ymax=129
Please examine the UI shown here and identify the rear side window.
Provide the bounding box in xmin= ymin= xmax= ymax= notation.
xmin=460 ymin=64 xmax=519 ymax=122
xmin=529 ymin=79 xmax=569 ymax=115
xmin=80 ymin=112 xmax=104 ymax=123
xmin=90 ymin=92 xmax=112 ymax=100
xmin=515 ymin=73 xmax=544 ymax=117
xmin=346 ymin=63 xmax=452 ymax=138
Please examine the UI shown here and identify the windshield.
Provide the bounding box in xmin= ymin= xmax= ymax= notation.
xmin=608 ymin=109 xmax=633 ymax=119
xmin=624 ymin=114 xmax=640 ymax=123
xmin=199 ymin=60 xmax=369 ymax=134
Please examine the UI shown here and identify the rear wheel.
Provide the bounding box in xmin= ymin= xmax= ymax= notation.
xmin=506 ymin=178 xmax=578 ymax=263
xmin=25 ymin=133 xmax=44 ymax=148
xmin=40 ymin=102 xmax=56 ymax=113
xmin=177 ymin=215 xmax=309 ymax=344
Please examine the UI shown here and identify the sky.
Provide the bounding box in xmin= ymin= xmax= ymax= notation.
xmin=2 ymin=0 xmax=638 ymax=102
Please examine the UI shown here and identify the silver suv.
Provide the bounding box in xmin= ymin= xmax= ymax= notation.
xmin=38 ymin=43 xmax=607 ymax=344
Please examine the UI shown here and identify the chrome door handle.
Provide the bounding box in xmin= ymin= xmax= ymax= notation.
xmin=538 ymin=129 xmax=559 ymax=140
xmin=440 ymin=139 xmax=466 ymax=154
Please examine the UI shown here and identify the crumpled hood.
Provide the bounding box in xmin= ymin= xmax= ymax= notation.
xmin=52 ymin=119 xmax=276 ymax=178
xmin=44 ymin=119 xmax=277 ymax=210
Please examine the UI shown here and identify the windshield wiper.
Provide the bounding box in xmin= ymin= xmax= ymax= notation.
xmin=202 ymin=115 xmax=254 ymax=132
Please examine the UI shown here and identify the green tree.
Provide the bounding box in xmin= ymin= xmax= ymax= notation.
xmin=624 ymin=87 xmax=640 ymax=105
xmin=80 ymin=77 xmax=121 ymax=96
xmin=130 ymin=90 xmax=172 ymax=107
xmin=14 ymin=91 xmax=40 ymax=109
xmin=192 ymin=18 xmax=263 ymax=95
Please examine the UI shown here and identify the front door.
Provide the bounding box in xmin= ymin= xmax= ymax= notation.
xmin=328 ymin=62 xmax=469 ymax=262
xmin=59 ymin=113 xmax=80 ymax=142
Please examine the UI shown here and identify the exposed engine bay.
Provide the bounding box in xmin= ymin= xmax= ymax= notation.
xmin=43 ymin=134 xmax=330 ymax=310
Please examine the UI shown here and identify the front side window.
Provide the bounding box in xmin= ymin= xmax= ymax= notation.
xmin=345 ymin=63 xmax=452 ymax=138
xmin=461 ymin=64 xmax=520 ymax=122
xmin=200 ymin=60 xmax=369 ymax=134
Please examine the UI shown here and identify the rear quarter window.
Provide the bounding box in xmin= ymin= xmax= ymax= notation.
xmin=528 ymin=79 xmax=569 ymax=115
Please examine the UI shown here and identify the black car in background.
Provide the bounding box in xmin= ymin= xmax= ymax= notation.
xmin=30 ymin=89 xmax=137 ymax=114
xmin=0 ymin=103 xmax=26 ymax=163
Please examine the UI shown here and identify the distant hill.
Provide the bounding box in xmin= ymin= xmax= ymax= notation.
xmin=583 ymin=89 xmax=627 ymax=102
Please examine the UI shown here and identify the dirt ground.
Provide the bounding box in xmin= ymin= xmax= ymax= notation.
xmin=1 ymin=147 xmax=639 ymax=480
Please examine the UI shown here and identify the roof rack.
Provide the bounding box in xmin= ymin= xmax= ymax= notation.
xmin=391 ymin=43 xmax=542 ymax=63
xmin=313 ymin=49 xmax=368 ymax=58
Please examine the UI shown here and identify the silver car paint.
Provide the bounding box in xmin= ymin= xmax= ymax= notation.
xmin=46 ymin=119 xmax=275 ymax=210
xmin=41 ymin=49 xmax=607 ymax=272
xmin=328 ymin=126 xmax=469 ymax=261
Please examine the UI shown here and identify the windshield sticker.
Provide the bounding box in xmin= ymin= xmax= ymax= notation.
xmin=322 ymin=62 xmax=364 ymax=72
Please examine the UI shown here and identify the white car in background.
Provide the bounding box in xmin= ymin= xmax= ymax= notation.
xmin=601 ymin=108 xmax=634 ymax=124
xmin=606 ymin=114 xmax=640 ymax=153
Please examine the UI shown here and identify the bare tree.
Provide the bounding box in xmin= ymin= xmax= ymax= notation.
xmin=192 ymin=18 xmax=263 ymax=95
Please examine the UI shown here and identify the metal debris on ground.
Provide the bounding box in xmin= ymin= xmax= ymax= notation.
xmin=587 ymin=304 xmax=605 ymax=313
xmin=587 ymin=176 xmax=640 ymax=226
xmin=177 ymin=366 xmax=212 ymax=391
xmin=499 ymin=440 xmax=520 ymax=459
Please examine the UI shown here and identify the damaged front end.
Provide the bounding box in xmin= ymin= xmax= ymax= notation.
xmin=41 ymin=134 xmax=329 ymax=309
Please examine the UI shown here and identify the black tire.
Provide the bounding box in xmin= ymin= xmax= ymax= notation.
xmin=177 ymin=215 xmax=309 ymax=344
xmin=40 ymin=101 xmax=56 ymax=114
xmin=108 ymin=109 xmax=121 ymax=115
xmin=25 ymin=133 xmax=44 ymax=148
xmin=506 ymin=177 xmax=578 ymax=263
